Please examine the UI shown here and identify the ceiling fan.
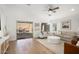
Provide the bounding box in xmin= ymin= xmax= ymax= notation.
xmin=48 ymin=7 xmax=59 ymax=13
xmin=47 ymin=4 xmax=60 ymax=16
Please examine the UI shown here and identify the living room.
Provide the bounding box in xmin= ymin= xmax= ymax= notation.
xmin=0 ymin=4 xmax=79 ymax=54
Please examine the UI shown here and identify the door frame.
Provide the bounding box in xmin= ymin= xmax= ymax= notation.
xmin=16 ymin=21 xmax=33 ymax=39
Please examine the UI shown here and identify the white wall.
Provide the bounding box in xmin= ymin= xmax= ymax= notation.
xmin=0 ymin=5 xmax=48 ymax=41
xmin=0 ymin=5 xmax=79 ymax=41
xmin=49 ymin=12 xmax=79 ymax=33
xmin=0 ymin=6 xmax=7 ymax=37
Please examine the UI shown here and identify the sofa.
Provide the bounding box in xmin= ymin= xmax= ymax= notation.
xmin=58 ymin=31 xmax=77 ymax=42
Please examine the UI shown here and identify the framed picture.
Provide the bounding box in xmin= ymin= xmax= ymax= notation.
xmin=35 ymin=23 xmax=40 ymax=31
xmin=52 ymin=23 xmax=57 ymax=31
xmin=35 ymin=23 xmax=40 ymax=27
xmin=61 ymin=20 xmax=71 ymax=30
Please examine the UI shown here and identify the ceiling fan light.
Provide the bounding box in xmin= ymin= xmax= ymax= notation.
xmin=48 ymin=10 xmax=52 ymax=14
xmin=48 ymin=11 xmax=52 ymax=16
xmin=53 ymin=11 xmax=56 ymax=13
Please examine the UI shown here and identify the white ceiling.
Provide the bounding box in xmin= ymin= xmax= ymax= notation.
xmin=1 ymin=4 xmax=79 ymax=22
xmin=22 ymin=4 xmax=79 ymax=16
xmin=24 ymin=4 xmax=79 ymax=21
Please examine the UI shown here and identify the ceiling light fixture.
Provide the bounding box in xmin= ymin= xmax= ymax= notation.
xmin=71 ymin=8 xmax=75 ymax=11
xmin=48 ymin=10 xmax=52 ymax=16
xmin=47 ymin=5 xmax=59 ymax=16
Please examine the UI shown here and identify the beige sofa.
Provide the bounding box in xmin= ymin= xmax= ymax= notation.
xmin=60 ymin=31 xmax=77 ymax=42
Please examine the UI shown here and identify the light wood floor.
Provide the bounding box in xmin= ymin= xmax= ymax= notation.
xmin=5 ymin=38 xmax=38 ymax=54
xmin=6 ymin=39 xmax=32 ymax=54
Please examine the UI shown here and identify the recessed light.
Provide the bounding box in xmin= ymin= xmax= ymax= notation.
xmin=71 ymin=8 xmax=75 ymax=11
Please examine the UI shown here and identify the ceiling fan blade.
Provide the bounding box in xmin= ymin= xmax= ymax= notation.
xmin=52 ymin=7 xmax=59 ymax=10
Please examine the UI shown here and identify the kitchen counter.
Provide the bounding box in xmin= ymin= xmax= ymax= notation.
xmin=35 ymin=39 xmax=64 ymax=54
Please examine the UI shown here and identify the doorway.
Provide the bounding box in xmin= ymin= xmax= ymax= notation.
xmin=16 ymin=21 xmax=33 ymax=40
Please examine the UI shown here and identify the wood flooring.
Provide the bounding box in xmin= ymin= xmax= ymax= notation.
xmin=5 ymin=38 xmax=46 ymax=54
